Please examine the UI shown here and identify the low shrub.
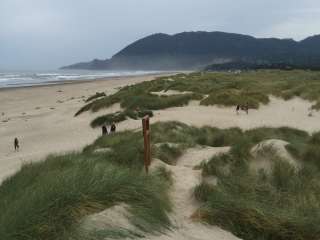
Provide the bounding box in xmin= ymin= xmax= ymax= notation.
xmin=85 ymin=92 xmax=106 ymax=102
xmin=155 ymin=143 xmax=184 ymax=165
xmin=90 ymin=109 xmax=154 ymax=128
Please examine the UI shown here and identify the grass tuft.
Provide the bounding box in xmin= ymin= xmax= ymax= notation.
xmin=90 ymin=110 xmax=153 ymax=128
xmin=85 ymin=92 xmax=106 ymax=103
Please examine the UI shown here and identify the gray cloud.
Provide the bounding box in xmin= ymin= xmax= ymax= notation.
xmin=1 ymin=0 xmax=320 ymax=70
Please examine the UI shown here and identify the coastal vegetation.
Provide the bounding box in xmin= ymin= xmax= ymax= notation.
xmin=90 ymin=109 xmax=153 ymax=128
xmin=193 ymin=127 xmax=320 ymax=240
xmin=77 ymin=70 xmax=320 ymax=127
xmin=85 ymin=92 xmax=106 ymax=103
xmin=87 ymin=121 xmax=320 ymax=240
xmin=0 ymin=129 xmax=173 ymax=240
xmin=1 ymin=121 xmax=320 ymax=239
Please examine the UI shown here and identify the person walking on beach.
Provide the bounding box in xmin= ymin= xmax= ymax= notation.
xmin=102 ymin=125 xmax=108 ymax=136
xmin=14 ymin=137 xmax=19 ymax=151
xmin=110 ymin=122 xmax=116 ymax=134
xmin=245 ymin=102 xmax=249 ymax=115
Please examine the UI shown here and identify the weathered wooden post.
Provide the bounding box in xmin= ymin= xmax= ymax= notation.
xmin=142 ymin=116 xmax=151 ymax=173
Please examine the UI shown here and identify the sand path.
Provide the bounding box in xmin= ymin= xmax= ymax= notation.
xmin=148 ymin=146 xmax=239 ymax=240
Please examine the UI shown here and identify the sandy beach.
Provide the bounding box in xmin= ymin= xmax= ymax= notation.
xmin=0 ymin=74 xmax=167 ymax=182
xmin=1 ymin=74 xmax=320 ymax=184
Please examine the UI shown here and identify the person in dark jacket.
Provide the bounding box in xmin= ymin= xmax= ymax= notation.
xmin=236 ymin=105 xmax=240 ymax=115
xmin=102 ymin=125 xmax=108 ymax=135
xmin=14 ymin=137 xmax=19 ymax=151
xmin=110 ymin=122 xmax=116 ymax=133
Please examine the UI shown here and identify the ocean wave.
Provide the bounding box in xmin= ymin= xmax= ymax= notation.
xmin=0 ymin=70 xmax=164 ymax=88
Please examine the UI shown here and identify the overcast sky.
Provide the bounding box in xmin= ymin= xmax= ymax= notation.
xmin=1 ymin=0 xmax=320 ymax=70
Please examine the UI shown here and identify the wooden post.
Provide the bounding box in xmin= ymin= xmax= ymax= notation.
xmin=142 ymin=116 xmax=151 ymax=173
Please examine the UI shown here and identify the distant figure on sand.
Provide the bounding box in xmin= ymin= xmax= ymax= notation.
xmin=14 ymin=137 xmax=19 ymax=151
xmin=236 ymin=105 xmax=240 ymax=114
xmin=239 ymin=103 xmax=249 ymax=115
xmin=102 ymin=125 xmax=108 ymax=136
xmin=110 ymin=122 xmax=116 ymax=133
xmin=237 ymin=104 xmax=249 ymax=115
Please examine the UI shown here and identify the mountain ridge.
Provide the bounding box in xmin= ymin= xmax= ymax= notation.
xmin=61 ymin=31 xmax=320 ymax=70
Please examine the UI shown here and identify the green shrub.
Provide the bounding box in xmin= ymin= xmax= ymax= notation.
xmin=302 ymin=145 xmax=320 ymax=168
xmin=85 ymin=92 xmax=106 ymax=102
xmin=310 ymin=132 xmax=320 ymax=145
xmin=155 ymin=143 xmax=184 ymax=165
xmin=83 ymin=130 xmax=145 ymax=168
xmin=286 ymin=143 xmax=306 ymax=159
xmin=90 ymin=112 xmax=127 ymax=128
xmin=200 ymin=90 xmax=269 ymax=109
xmin=90 ymin=109 xmax=154 ymax=128
xmin=202 ymin=153 xmax=233 ymax=177
xmin=194 ymin=182 xmax=215 ymax=202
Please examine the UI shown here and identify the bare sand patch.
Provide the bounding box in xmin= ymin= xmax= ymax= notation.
xmin=151 ymin=90 xmax=193 ymax=96
xmin=152 ymin=97 xmax=320 ymax=133
xmin=81 ymin=204 xmax=140 ymax=235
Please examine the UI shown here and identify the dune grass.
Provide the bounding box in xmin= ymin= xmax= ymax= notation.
xmin=1 ymin=121 xmax=319 ymax=240
xmin=85 ymin=92 xmax=106 ymax=103
xmin=77 ymin=71 xmax=320 ymax=121
xmin=91 ymin=111 xmax=127 ymax=127
xmin=191 ymin=124 xmax=320 ymax=240
xmin=194 ymin=158 xmax=320 ymax=240
xmin=286 ymin=131 xmax=320 ymax=169
xmin=76 ymin=82 xmax=202 ymax=117
xmin=149 ymin=122 xmax=320 ymax=240
xmin=154 ymin=143 xmax=185 ymax=165
xmin=90 ymin=110 xmax=153 ymax=128
xmin=0 ymin=129 xmax=174 ymax=240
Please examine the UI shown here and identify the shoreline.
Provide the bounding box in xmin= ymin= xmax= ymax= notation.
xmin=0 ymin=72 xmax=177 ymax=92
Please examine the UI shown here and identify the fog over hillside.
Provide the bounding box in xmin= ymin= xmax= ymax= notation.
xmin=62 ymin=31 xmax=320 ymax=70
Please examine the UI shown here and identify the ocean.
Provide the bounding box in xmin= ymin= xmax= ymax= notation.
xmin=0 ymin=70 xmax=161 ymax=88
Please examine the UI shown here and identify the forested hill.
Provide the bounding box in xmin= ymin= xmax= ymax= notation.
xmin=61 ymin=31 xmax=320 ymax=70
